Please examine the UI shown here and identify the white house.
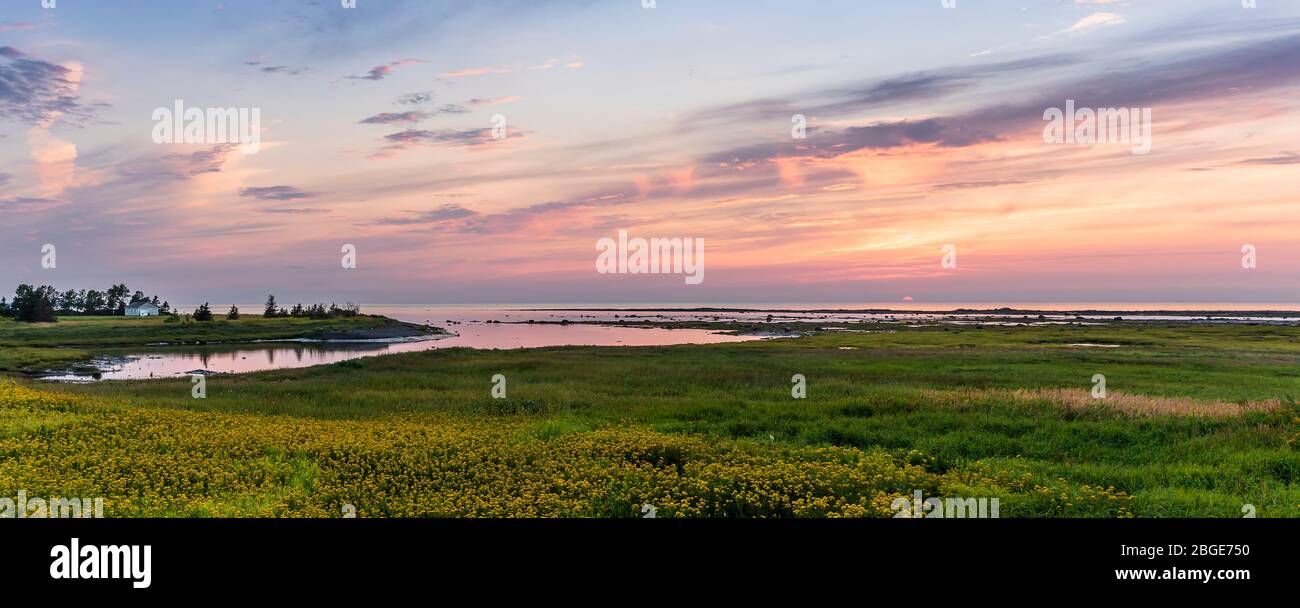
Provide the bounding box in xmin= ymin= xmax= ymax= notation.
xmin=125 ymin=302 xmax=161 ymax=317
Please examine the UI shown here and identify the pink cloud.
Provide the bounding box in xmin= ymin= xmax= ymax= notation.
xmin=436 ymin=66 xmax=511 ymax=79
xmin=466 ymin=96 xmax=522 ymax=107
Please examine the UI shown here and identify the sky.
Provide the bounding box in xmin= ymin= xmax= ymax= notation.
xmin=1 ymin=0 xmax=1299 ymax=306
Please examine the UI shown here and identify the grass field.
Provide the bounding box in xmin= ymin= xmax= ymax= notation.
xmin=1 ymin=319 xmax=1297 ymax=517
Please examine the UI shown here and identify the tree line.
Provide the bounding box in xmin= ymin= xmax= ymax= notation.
xmin=1 ymin=284 xmax=171 ymax=323
xmin=1 ymin=286 xmax=362 ymax=324
xmin=262 ymin=295 xmax=361 ymax=319
xmin=159 ymin=298 xmax=360 ymax=324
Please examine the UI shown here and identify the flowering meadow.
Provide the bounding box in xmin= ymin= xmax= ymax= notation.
xmin=0 ymin=381 xmax=1136 ymax=517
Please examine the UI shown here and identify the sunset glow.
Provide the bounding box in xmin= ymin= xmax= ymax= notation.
xmin=2 ymin=0 xmax=1298 ymax=305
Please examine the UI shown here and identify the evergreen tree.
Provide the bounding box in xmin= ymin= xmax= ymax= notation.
xmin=194 ymin=302 xmax=214 ymax=322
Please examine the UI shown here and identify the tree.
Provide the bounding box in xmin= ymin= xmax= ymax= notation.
xmin=226 ymin=305 xmax=240 ymax=320
xmin=194 ymin=303 xmax=214 ymax=322
xmin=36 ymin=287 xmax=57 ymax=321
xmin=130 ymin=290 xmax=147 ymax=304
xmin=106 ymin=284 xmax=130 ymax=315
xmin=161 ymin=301 xmax=172 ymax=314
xmin=84 ymin=290 xmax=106 ymax=314
xmin=61 ymin=290 xmax=80 ymax=313
xmin=12 ymin=284 xmax=57 ymax=322
xmin=263 ymin=295 xmax=278 ymax=318
xmin=11 ymin=285 xmax=34 ymax=320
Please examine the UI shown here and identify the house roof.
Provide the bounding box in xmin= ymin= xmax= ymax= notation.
xmin=126 ymin=301 xmax=159 ymax=310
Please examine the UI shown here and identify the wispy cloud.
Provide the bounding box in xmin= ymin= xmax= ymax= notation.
xmin=370 ymin=204 xmax=479 ymax=226
xmin=529 ymin=58 xmax=585 ymax=71
xmin=466 ymin=96 xmax=523 ymax=107
xmin=1232 ymin=152 xmax=1300 ymax=166
xmin=246 ymin=61 xmax=310 ymax=76
xmin=258 ymin=207 xmax=330 ymax=215
xmin=371 ymin=128 xmax=527 ymax=158
xmin=0 ymin=22 xmax=38 ymax=33
xmin=396 ymin=91 xmax=434 ymax=105
xmin=159 ymin=144 xmax=240 ymax=177
xmin=381 ymin=128 xmax=513 ymax=147
xmin=688 ymin=55 xmax=1075 ymax=126
xmin=973 ymin=10 xmax=1128 ymax=56
xmin=359 ymin=111 xmax=433 ymax=125
xmin=435 ymin=65 xmax=511 ymax=79
xmin=1062 ymin=12 xmax=1126 ymax=34
xmin=360 ymin=105 xmax=467 ymax=125
xmin=931 ymin=180 xmax=1026 ymax=192
xmin=238 ymin=186 xmax=318 ymax=201
xmin=0 ymin=196 xmax=61 ymax=210
xmin=0 ymin=47 xmax=105 ymax=126
xmin=347 ymin=58 xmax=425 ymax=81
xmin=704 ymin=32 xmax=1300 ymax=166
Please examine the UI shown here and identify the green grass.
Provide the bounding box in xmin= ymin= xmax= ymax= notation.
xmin=20 ymin=321 xmax=1295 ymax=517
xmin=0 ymin=346 xmax=93 ymax=374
